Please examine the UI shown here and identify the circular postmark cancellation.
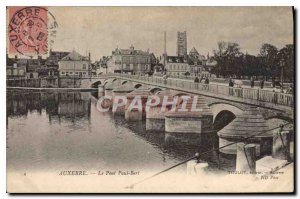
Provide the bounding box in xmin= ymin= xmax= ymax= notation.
xmin=8 ymin=6 xmax=58 ymax=56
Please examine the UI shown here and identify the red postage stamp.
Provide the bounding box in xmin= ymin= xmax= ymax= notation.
xmin=8 ymin=7 xmax=50 ymax=55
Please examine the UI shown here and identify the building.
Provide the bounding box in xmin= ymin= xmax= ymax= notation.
xmin=45 ymin=50 xmax=70 ymax=76
xmin=164 ymin=56 xmax=189 ymax=76
xmin=177 ymin=31 xmax=187 ymax=57
xmin=188 ymin=47 xmax=208 ymax=77
xmin=6 ymin=55 xmax=26 ymax=78
xmin=189 ymin=47 xmax=206 ymax=61
xmin=203 ymin=56 xmax=217 ymax=78
xmin=107 ymin=45 xmax=154 ymax=75
xmin=46 ymin=50 xmax=70 ymax=66
xmin=6 ymin=55 xmax=44 ymax=79
xmin=189 ymin=59 xmax=203 ymax=77
xmin=96 ymin=56 xmax=111 ymax=74
xmin=58 ymin=50 xmax=91 ymax=77
xmin=26 ymin=56 xmax=45 ymax=78
xmin=162 ymin=45 xmax=214 ymax=78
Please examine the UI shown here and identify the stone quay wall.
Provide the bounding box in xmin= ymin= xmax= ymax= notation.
xmin=7 ymin=77 xmax=82 ymax=88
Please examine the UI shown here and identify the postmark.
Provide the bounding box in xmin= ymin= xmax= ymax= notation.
xmin=8 ymin=6 xmax=58 ymax=56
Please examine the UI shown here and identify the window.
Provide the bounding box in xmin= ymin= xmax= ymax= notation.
xmin=75 ymin=72 xmax=79 ymax=74
xmin=83 ymin=64 xmax=87 ymax=69
xmin=61 ymin=72 xmax=65 ymax=74
xmin=82 ymin=72 xmax=86 ymax=75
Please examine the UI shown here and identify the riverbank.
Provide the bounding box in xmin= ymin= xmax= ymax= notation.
xmin=6 ymin=87 xmax=98 ymax=92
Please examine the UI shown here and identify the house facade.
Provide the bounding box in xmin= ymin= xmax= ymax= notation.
xmin=188 ymin=47 xmax=207 ymax=77
xmin=46 ymin=50 xmax=70 ymax=76
xmin=164 ymin=56 xmax=189 ymax=76
xmin=107 ymin=45 xmax=153 ymax=75
xmin=6 ymin=55 xmax=42 ymax=79
xmin=58 ymin=50 xmax=91 ymax=77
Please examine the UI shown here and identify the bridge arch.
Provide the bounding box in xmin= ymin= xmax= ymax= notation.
xmin=208 ymin=103 xmax=244 ymax=131
xmin=134 ymin=83 xmax=142 ymax=89
xmin=172 ymin=92 xmax=191 ymax=97
xmin=150 ymin=87 xmax=162 ymax=94
xmin=103 ymin=78 xmax=114 ymax=86
xmin=103 ymin=80 xmax=109 ymax=86
xmin=91 ymin=80 xmax=102 ymax=88
xmin=172 ymin=92 xmax=192 ymax=106
xmin=213 ymin=110 xmax=236 ymax=131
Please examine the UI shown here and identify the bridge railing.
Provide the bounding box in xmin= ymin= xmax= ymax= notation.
xmin=115 ymin=74 xmax=294 ymax=107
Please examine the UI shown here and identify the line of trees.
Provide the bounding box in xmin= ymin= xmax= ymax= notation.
xmin=212 ymin=41 xmax=294 ymax=82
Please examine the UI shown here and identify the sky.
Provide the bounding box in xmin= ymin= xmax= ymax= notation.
xmin=47 ymin=7 xmax=293 ymax=61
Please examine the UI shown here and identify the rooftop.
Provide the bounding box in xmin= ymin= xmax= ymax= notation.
xmin=189 ymin=47 xmax=199 ymax=55
xmin=166 ymin=56 xmax=188 ymax=63
xmin=112 ymin=46 xmax=150 ymax=56
xmin=61 ymin=50 xmax=89 ymax=61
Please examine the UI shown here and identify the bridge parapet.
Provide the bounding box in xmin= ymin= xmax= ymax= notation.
xmin=113 ymin=74 xmax=293 ymax=109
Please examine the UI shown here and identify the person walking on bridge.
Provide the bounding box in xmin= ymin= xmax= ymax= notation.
xmin=260 ymin=79 xmax=265 ymax=89
xmin=250 ymin=76 xmax=255 ymax=88
xmin=194 ymin=76 xmax=199 ymax=89
xmin=163 ymin=74 xmax=168 ymax=85
xmin=229 ymin=78 xmax=234 ymax=95
xmin=229 ymin=78 xmax=234 ymax=87
xmin=204 ymin=77 xmax=209 ymax=91
xmin=204 ymin=77 xmax=209 ymax=84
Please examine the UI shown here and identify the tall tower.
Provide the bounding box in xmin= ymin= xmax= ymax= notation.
xmin=176 ymin=31 xmax=187 ymax=57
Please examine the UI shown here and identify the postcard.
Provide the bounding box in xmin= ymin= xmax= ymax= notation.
xmin=6 ymin=6 xmax=294 ymax=193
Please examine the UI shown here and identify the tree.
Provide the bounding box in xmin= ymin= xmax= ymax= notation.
xmin=278 ymin=44 xmax=294 ymax=82
xmin=213 ymin=41 xmax=243 ymax=78
xmin=259 ymin=44 xmax=278 ymax=80
xmin=210 ymin=42 xmax=293 ymax=81
xmin=242 ymin=54 xmax=260 ymax=78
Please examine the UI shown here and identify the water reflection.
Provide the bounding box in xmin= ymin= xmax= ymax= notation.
xmin=7 ymin=92 xmax=91 ymax=123
xmin=112 ymin=114 xmax=235 ymax=171
xmin=7 ymin=91 xmax=234 ymax=173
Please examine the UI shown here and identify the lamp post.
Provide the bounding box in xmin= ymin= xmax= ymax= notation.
xmin=280 ymin=59 xmax=284 ymax=93
xmin=73 ymin=62 xmax=75 ymax=88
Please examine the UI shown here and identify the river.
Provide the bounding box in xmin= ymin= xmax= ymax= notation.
xmin=7 ymin=91 xmax=235 ymax=175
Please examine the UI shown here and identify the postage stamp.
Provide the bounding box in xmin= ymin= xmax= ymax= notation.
xmin=7 ymin=6 xmax=58 ymax=56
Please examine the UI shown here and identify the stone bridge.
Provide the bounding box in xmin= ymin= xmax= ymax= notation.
xmin=81 ymin=75 xmax=294 ymax=129
xmin=80 ymin=77 xmax=109 ymax=88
